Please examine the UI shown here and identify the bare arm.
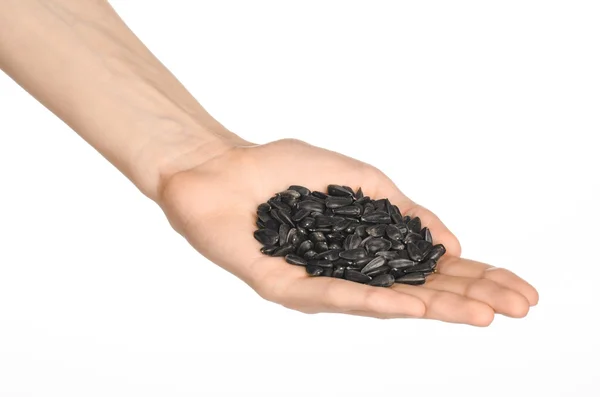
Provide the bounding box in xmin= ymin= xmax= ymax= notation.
xmin=0 ymin=0 xmax=246 ymax=200
xmin=0 ymin=0 xmax=538 ymax=325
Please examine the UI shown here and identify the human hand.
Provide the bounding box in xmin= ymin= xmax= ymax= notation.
xmin=159 ymin=139 xmax=538 ymax=326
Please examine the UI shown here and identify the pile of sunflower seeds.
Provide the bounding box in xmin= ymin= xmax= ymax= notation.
xmin=254 ymin=185 xmax=446 ymax=288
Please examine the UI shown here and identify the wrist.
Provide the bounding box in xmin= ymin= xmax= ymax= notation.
xmin=128 ymin=116 xmax=249 ymax=202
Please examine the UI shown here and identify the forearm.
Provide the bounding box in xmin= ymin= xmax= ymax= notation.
xmin=0 ymin=0 xmax=245 ymax=200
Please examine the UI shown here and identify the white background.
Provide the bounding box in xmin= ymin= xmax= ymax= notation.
xmin=1 ymin=1 xmax=599 ymax=396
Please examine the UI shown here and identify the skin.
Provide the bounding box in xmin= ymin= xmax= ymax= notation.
xmin=0 ymin=0 xmax=538 ymax=326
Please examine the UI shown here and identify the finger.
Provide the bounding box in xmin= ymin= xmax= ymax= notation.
xmin=391 ymin=283 xmax=495 ymax=326
xmin=280 ymin=276 xmax=427 ymax=318
xmin=424 ymin=273 xmax=530 ymax=318
xmin=436 ymin=256 xmax=539 ymax=306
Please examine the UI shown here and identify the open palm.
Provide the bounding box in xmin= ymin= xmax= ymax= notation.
xmin=159 ymin=139 xmax=538 ymax=326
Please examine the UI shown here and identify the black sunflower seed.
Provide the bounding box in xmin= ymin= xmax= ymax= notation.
xmin=296 ymin=240 xmax=314 ymax=256
xmin=417 ymin=240 xmax=432 ymax=256
xmin=425 ymin=244 xmax=446 ymax=262
xmin=422 ymin=227 xmax=433 ymax=243
xmin=344 ymin=223 xmax=358 ymax=234
xmin=279 ymin=189 xmax=301 ymax=202
xmin=332 ymin=219 xmax=352 ymax=232
xmin=339 ymin=248 xmax=367 ymax=261
xmin=308 ymin=259 xmax=334 ymax=268
xmin=354 ymin=256 xmax=374 ymax=268
xmin=389 ymin=267 xmax=406 ymax=279
xmin=303 ymin=250 xmax=318 ymax=260
xmin=329 ymin=242 xmax=342 ymax=250
xmin=355 ymin=196 xmax=371 ymax=205
xmin=373 ymin=199 xmax=387 ymax=212
xmin=365 ymin=265 xmax=391 ymax=278
xmin=327 ymin=184 xmax=354 ymax=197
xmin=390 ymin=240 xmax=406 ymax=251
xmin=278 ymin=224 xmax=290 ymax=246
xmin=270 ymin=209 xmax=291 ymax=226
xmin=285 ymin=254 xmax=307 ymax=266
xmin=356 ymin=187 xmax=364 ymax=199
xmin=360 ymin=236 xmax=374 ymax=247
xmin=309 ymin=232 xmax=327 ymax=243
xmin=395 ymin=272 xmax=426 ymax=285
xmin=257 ymin=203 xmax=271 ymax=213
xmin=306 ymin=265 xmax=324 ymax=276
xmin=407 ymin=242 xmax=425 ymax=262
xmin=315 ymin=249 xmax=341 ymax=261
xmin=298 ymin=200 xmax=325 ymax=213
xmin=342 ymin=185 xmax=356 ymax=196
xmin=368 ymin=274 xmax=395 ymax=287
xmin=361 ymin=211 xmax=391 ymax=224
xmin=326 ymin=196 xmax=353 ymax=208
xmin=396 ymin=223 xmax=409 ymax=235
xmin=407 ymin=217 xmax=421 ymax=233
xmin=385 ymin=224 xmax=402 ymax=241
xmin=256 ymin=219 xmax=265 ymax=229
xmin=292 ymin=208 xmax=311 ymax=222
xmin=288 ymin=185 xmax=311 ymax=196
xmin=355 ymin=225 xmax=368 ymax=238
xmin=360 ymin=256 xmax=387 ymax=274
xmin=315 ymin=215 xmax=336 ymax=228
xmin=391 ymin=213 xmax=404 ymax=224
xmin=334 ymin=258 xmax=354 ymax=267
xmin=254 ymin=229 xmax=279 ymax=246
xmin=323 ymin=205 xmax=334 ymax=215
xmin=315 ymin=242 xmax=329 ymax=253
xmin=344 ymin=269 xmax=371 ymax=283
xmin=269 ymin=200 xmax=292 ymax=213
xmin=322 ymin=267 xmax=334 ymax=277
xmin=405 ymin=259 xmax=436 ymax=273
xmin=345 ymin=266 xmax=362 ymax=272
xmin=365 ymin=238 xmax=392 ymax=254
xmin=363 ymin=203 xmax=375 ymax=215
xmin=311 ymin=190 xmax=328 ymax=199
xmin=344 ymin=234 xmax=362 ymax=250
xmin=326 ymin=232 xmax=345 ymax=242
xmin=260 ymin=245 xmax=278 ymax=255
xmin=287 ymin=228 xmax=303 ymax=248
xmin=272 ymin=244 xmax=294 ymax=257
xmin=299 ymin=216 xmax=315 ymax=229
xmin=384 ymin=199 xmax=394 ymax=216
xmin=332 ymin=205 xmax=361 ymax=217
xmin=257 ymin=211 xmax=273 ymax=223
xmin=296 ymin=227 xmax=309 ymax=238
xmin=395 ymin=250 xmax=410 ymax=260
xmin=305 ymin=197 xmax=326 ymax=206
xmin=366 ymin=224 xmax=387 ymax=237
xmin=333 ymin=266 xmax=346 ymax=278
xmin=388 ymin=258 xmax=416 ymax=269
xmin=376 ymin=251 xmax=399 ymax=260
xmin=404 ymin=232 xmax=423 ymax=243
